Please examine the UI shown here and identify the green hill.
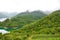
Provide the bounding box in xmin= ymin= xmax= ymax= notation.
xmin=0 ymin=10 xmax=46 ymax=30
xmin=10 ymin=10 xmax=60 ymax=35
xmin=0 ymin=10 xmax=60 ymax=40
xmin=17 ymin=10 xmax=60 ymax=34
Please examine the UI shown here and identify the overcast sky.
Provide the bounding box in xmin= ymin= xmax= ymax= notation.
xmin=0 ymin=0 xmax=60 ymax=13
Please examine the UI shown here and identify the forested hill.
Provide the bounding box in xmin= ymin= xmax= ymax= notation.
xmin=0 ymin=10 xmax=60 ymax=40
xmin=0 ymin=10 xmax=46 ymax=30
xmin=12 ymin=10 xmax=60 ymax=34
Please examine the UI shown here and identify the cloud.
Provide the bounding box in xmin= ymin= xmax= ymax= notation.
xmin=0 ymin=0 xmax=60 ymax=12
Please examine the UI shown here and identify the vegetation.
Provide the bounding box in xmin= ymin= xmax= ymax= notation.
xmin=0 ymin=10 xmax=60 ymax=40
xmin=12 ymin=10 xmax=60 ymax=34
xmin=0 ymin=10 xmax=46 ymax=31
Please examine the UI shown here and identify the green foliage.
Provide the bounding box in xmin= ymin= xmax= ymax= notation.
xmin=17 ymin=10 xmax=60 ymax=34
xmin=0 ymin=10 xmax=46 ymax=31
xmin=0 ymin=10 xmax=60 ymax=40
xmin=0 ymin=10 xmax=59 ymax=40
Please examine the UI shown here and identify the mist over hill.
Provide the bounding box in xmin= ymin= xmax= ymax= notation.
xmin=0 ymin=10 xmax=51 ymax=18
xmin=0 ymin=13 xmax=7 ymax=18
xmin=0 ymin=12 xmax=18 ymax=18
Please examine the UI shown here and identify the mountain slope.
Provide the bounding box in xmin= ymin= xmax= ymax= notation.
xmin=5 ymin=10 xmax=60 ymax=40
xmin=0 ymin=10 xmax=60 ymax=40
xmin=0 ymin=10 xmax=46 ymax=30
xmin=12 ymin=10 xmax=60 ymax=34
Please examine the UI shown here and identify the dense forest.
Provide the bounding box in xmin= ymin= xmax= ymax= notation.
xmin=0 ymin=10 xmax=60 ymax=40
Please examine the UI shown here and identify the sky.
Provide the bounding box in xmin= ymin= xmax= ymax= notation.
xmin=0 ymin=0 xmax=60 ymax=13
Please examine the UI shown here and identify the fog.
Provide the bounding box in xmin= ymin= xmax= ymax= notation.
xmin=0 ymin=0 xmax=60 ymax=13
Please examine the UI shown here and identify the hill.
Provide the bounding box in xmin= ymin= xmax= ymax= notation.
xmin=17 ymin=10 xmax=60 ymax=34
xmin=0 ymin=10 xmax=46 ymax=30
xmin=0 ymin=10 xmax=60 ymax=40
xmin=10 ymin=10 xmax=60 ymax=35
xmin=1 ymin=10 xmax=60 ymax=40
